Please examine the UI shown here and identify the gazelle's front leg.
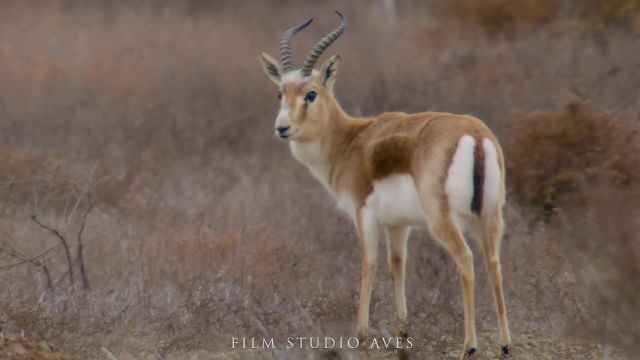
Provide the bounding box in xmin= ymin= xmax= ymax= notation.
xmin=356 ymin=207 xmax=379 ymax=339
xmin=385 ymin=225 xmax=410 ymax=338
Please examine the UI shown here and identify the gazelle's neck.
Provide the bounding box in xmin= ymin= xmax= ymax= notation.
xmin=289 ymin=96 xmax=357 ymax=193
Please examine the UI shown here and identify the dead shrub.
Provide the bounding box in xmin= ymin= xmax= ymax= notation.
xmin=0 ymin=336 xmax=77 ymax=360
xmin=447 ymin=0 xmax=561 ymax=35
xmin=574 ymin=0 xmax=640 ymax=32
xmin=447 ymin=0 xmax=640 ymax=35
xmin=550 ymin=189 xmax=640 ymax=356
xmin=502 ymin=101 xmax=640 ymax=214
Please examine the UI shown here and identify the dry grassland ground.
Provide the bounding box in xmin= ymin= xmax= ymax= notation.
xmin=0 ymin=1 xmax=639 ymax=359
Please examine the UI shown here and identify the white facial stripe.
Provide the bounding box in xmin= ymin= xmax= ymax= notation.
xmin=279 ymin=102 xmax=291 ymax=113
xmin=275 ymin=108 xmax=291 ymax=129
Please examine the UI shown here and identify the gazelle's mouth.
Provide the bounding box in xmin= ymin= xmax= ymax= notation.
xmin=277 ymin=129 xmax=298 ymax=140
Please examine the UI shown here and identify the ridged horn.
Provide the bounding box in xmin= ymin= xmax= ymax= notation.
xmin=280 ymin=17 xmax=314 ymax=73
xmin=301 ymin=11 xmax=347 ymax=77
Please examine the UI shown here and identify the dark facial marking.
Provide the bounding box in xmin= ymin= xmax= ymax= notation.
xmin=266 ymin=62 xmax=279 ymax=78
xmin=323 ymin=62 xmax=335 ymax=85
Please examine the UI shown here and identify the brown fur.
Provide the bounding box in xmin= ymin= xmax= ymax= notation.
xmin=369 ymin=136 xmax=414 ymax=179
xmin=322 ymin=110 xmax=501 ymax=210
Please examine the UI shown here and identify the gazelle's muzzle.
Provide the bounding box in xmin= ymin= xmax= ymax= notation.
xmin=275 ymin=107 xmax=293 ymax=139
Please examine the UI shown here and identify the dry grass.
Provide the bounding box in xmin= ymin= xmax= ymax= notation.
xmin=551 ymin=189 xmax=640 ymax=355
xmin=0 ymin=337 xmax=76 ymax=360
xmin=447 ymin=0 xmax=640 ymax=35
xmin=447 ymin=0 xmax=561 ymax=35
xmin=575 ymin=0 xmax=640 ymax=32
xmin=502 ymin=101 xmax=640 ymax=214
xmin=0 ymin=1 xmax=638 ymax=359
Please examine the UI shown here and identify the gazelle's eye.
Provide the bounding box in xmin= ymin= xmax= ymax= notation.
xmin=277 ymin=91 xmax=282 ymax=100
xmin=305 ymin=91 xmax=317 ymax=103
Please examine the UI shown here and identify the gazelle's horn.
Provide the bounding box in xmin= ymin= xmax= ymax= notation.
xmin=280 ymin=17 xmax=313 ymax=72
xmin=301 ymin=11 xmax=347 ymax=77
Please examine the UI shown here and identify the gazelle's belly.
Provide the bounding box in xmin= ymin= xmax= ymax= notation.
xmin=365 ymin=174 xmax=426 ymax=226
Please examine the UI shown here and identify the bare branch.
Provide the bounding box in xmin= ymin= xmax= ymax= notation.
xmin=40 ymin=259 xmax=53 ymax=292
xmin=0 ymin=236 xmax=54 ymax=292
xmin=0 ymin=181 xmax=15 ymax=218
xmin=31 ymin=215 xmax=74 ymax=288
xmin=101 ymin=347 xmax=119 ymax=360
xmin=77 ymin=193 xmax=93 ymax=290
xmin=53 ymin=268 xmax=70 ymax=289
xmin=0 ymin=243 xmax=62 ymax=270
xmin=64 ymin=162 xmax=97 ymax=231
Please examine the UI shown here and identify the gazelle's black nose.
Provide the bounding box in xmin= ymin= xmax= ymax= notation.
xmin=276 ymin=126 xmax=290 ymax=134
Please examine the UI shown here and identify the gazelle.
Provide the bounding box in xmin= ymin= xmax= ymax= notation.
xmin=259 ymin=12 xmax=512 ymax=359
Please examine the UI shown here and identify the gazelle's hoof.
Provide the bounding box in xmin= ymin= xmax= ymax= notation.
xmin=395 ymin=319 xmax=409 ymax=340
xmin=356 ymin=326 xmax=378 ymax=344
xmin=396 ymin=348 xmax=410 ymax=360
xmin=461 ymin=347 xmax=477 ymax=359
xmin=501 ymin=345 xmax=512 ymax=358
xmin=394 ymin=336 xmax=412 ymax=350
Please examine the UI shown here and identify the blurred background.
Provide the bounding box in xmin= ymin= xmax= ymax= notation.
xmin=0 ymin=1 xmax=639 ymax=359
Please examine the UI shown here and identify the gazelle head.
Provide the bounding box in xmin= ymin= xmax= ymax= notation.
xmin=259 ymin=11 xmax=346 ymax=142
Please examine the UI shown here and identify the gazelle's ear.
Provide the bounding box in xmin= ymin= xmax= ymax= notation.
xmin=319 ymin=54 xmax=341 ymax=88
xmin=259 ymin=52 xmax=281 ymax=85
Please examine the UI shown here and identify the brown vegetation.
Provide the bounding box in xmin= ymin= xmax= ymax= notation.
xmin=552 ymin=189 xmax=640 ymax=355
xmin=503 ymin=101 xmax=640 ymax=214
xmin=447 ymin=0 xmax=561 ymax=35
xmin=0 ymin=337 xmax=76 ymax=360
xmin=448 ymin=0 xmax=640 ymax=34
xmin=0 ymin=1 xmax=638 ymax=359
xmin=575 ymin=0 xmax=640 ymax=32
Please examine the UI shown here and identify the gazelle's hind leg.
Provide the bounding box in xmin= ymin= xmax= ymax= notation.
xmin=478 ymin=209 xmax=512 ymax=357
xmin=428 ymin=215 xmax=478 ymax=359
xmin=385 ymin=226 xmax=410 ymax=338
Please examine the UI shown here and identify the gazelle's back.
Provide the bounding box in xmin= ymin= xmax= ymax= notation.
xmin=357 ymin=111 xmax=504 ymax=228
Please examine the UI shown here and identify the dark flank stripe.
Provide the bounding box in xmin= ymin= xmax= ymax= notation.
xmin=471 ymin=138 xmax=485 ymax=215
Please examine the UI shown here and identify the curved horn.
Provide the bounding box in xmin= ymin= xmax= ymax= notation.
xmin=301 ymin=11 xmax=347 ymax=77
xmin=280 ymin=17 xmax=314 ymax=73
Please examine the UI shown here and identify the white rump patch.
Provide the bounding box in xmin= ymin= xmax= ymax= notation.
xmin=445 ymin=135 xmax=476 ymax=217
xmin=482 ymin=138 xmax=501 ymax=214
xmin=366 ymin=174 xmax=426 ymax=226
